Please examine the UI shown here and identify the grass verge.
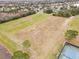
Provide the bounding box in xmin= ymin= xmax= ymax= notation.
xmin=68 ymin=16 xmax=79 ymax=32
xmin=0 ymin=32 xmax=17 ymax=53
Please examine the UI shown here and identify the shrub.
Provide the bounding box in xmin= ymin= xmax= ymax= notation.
xmin=44 ymin=9 xmax=53 ymax=14
xmin=26 ymin=10 xmax=36 ymax=16
xmin=0 ymin=10 xmax=36 ymax=23
xmin=52 ymin=6 xmax=79 ymax=17
xmin=12 ymin=51 xmax=30 ymax=59
xmin=22 ymin=40 xmax=31 ymax=48
xmin=65 ymin=30 xmax=78 ymax=40
xmin=60 ymin=10 xmax=71 ymax=17
xmin=69 ymin=7 xmax=79 ymax=16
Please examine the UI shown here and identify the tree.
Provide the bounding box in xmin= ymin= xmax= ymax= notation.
xmin=22 ymin=40 xmax=31 ymax=48
xmin=65 ymin=30 xmax=78 ymax=40
xmin=12 ymin=51 xmax=30 ymax=59
xmin=43 ymin=8 xmax=53 ymax=14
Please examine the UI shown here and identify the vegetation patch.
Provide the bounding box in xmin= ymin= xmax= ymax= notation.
xmin=43 ymin=6 xmax=79 ymax=17
xmin=0 ymin=13 xmax=49 ymax=34
xmin=0 ymin=32 xmax=17 ymax=53
xmin=0 ymin=11 xmax=36 ymax=23
xmin=53 ymin=9 xmax=76 ymax=17
xmin=65 ymin=30 xmax=78 ymax=40
xmin=22 ymin=40 xmax=31 ymax=49
xmin=65 ymin=16 xmax=79 ymax=40
xmin=68 ymin=16 xmax=79 ymax=32
xmin=12 ymin=51 xmax=30 ymax=59
xmin=43 ymin=9 xmax=53 ymax=14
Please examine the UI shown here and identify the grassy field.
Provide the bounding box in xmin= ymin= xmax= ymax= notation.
xmin=0 ymin=13 xmax=49 ymax=53
xmin=68 ymin=16 xmax=79 ymax=32
xmin=16 ymin=16 xmax=66 ymax=59
xmin=0 ymin=13 xmax=66 ymax=59
xmin=0 ymin=32 xmax=17 ymax=53
xmin=0 ymin=13 xmax=49 ymax=34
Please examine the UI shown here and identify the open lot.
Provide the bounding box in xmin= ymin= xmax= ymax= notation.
xmin=0 ymin=13 xmax=49 ymax=53
xmin=0 ymin=13 xmax=75 ymax=59
xmin=16 ymin=15 xmax=67 ymax=59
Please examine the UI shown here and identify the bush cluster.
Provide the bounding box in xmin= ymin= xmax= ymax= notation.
xmin=52 ymin=6 xmax=79 ymax=17
xmin=43 ymin=6 xmax=79 ymax=17
xmin=22 ymin=40 xmax=31 ymax=48
xmin=43 ymin=9 xmax=53 ymax=14
xmin=0 ymin=10 xmax=36 ymax=23
xmin=65 ymin=30 xmax=78 ymax=40
xmin=53 ymin=10 xmax=71 ymax=17
xmin=12 ymin=51 xmax=30 ymax=59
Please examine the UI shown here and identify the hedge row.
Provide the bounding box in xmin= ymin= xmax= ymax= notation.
xmin=0 ymin=11 xmax=36 ymax=23
xmin=43 ymin=6 xmax=79 ymax=17
xmin=43 ymin=9 xmax=53 ymax=14
xmin=53 ymin=7 xmax=79 ymax=17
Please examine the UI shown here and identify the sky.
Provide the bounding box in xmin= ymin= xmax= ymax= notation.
xmin=0 ymin=0 xmax=64 ymax=1
xmin=0 ymin=0 xmax=73 ymax=2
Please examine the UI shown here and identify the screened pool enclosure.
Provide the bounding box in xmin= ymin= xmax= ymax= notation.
xmin=58 ymin=43 xmax=79 ymax=59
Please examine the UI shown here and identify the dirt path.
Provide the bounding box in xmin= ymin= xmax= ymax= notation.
xmin=16 ymin=16 xmax=69 ymax=59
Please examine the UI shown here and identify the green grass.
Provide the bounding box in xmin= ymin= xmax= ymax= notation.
xmin=32 ymin=13 xmax=48 ymax=22
xmin=47 ymin=52 xmax=56 ymax=59
xmin=68 ymin=16 xmax=79 ymax=32
xmin=0 ymin=13 xmax=49 ymax=34
xmin=0 ymin=13 xmax=49 ymax=53
xmin=0 ymin=32 xmax=17 ymax=53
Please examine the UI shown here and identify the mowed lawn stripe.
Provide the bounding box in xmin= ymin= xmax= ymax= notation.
xmin=0 ymin=32 xmax=17 ymax=53
xmin=0 ymin=13 xmax=49 ymax=34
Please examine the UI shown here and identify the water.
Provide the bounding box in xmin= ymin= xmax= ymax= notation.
xmin=59 ymin=44 xmax=79 ymax=59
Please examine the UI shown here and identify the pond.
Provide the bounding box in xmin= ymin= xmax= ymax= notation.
xmin=58 ymin=43 xmax=79 ymax=59
xmin=0 ymin=45 xmax=11 ymax=59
